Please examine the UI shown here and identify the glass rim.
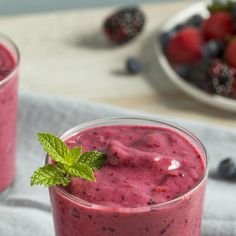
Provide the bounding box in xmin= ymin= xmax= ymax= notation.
xmin=0 ymin=34 xmax=20 ymax=87
xmin=47 ymin=116 xmax=209 ymax=213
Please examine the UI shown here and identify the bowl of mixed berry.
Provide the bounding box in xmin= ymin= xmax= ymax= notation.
xmin=157 ymin=0 xmax=236 ymax=112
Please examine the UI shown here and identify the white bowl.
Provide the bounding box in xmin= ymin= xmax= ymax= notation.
xmin=155 ymin=1 xmax=236 ymax=113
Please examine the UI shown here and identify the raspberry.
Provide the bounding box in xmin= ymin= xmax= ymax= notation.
xmin=103 ymin=7 xmax=145 ymax=45
xmin=202 ymin=12 xmax=234 ymax=41
xmin=167 ymin=27 xmax=203 ymax=64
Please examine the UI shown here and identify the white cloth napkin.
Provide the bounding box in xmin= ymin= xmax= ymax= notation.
xmin=0 ymin=92 xmax=235 ymax=236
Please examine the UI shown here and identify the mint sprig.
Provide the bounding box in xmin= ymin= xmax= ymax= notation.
xmin=208 ymin=0 xmax=233 ymax=13
xmin=31 ymin=133 xmax=106 ymax=187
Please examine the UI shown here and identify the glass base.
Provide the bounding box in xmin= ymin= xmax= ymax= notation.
xmin=0 ymin=181 xmax=14 ymax=201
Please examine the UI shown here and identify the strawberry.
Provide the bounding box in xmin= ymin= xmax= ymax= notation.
xmin=202 ymin=12 xmax=234 ymax=41
xmin=225 ymin=38 xmax=236 ymax=69
xmin=167 ymin=27 xmax=203 ymax=64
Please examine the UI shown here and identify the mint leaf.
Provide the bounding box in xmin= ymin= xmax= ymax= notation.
xmin=79 ymin=151 xmax=106 ymax=170
xmin=37 ymin=133 xmax=69 ymax=164
xmin=31 ymin=164 xmax=71 ymax=187
xmin=208 ymin=0 xmax=233 ymax=13
xmin=31 ymin=133 xmax=106 ymax=187
xmin=67 ymin=147 xmax=82 ymax=164
xmin=64 ymin=163 xmax=95 ymax=181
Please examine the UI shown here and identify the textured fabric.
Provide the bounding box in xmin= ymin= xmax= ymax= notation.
xmin=0 ymin=92 xmax=235 ymax=236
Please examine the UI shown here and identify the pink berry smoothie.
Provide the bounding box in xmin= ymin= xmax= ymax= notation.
xmin=49 ymin=117 xmax=208 ymax=236
xmin=0 ymin=36 xmax=19 ymax=192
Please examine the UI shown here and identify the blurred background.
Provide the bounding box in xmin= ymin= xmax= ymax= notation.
xmin=0 ymin=0 xmax=235 ymax=128
xmin=0 ymin=0 xmax=195 ymax=15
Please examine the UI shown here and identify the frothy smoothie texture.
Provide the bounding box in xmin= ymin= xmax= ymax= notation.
xmin=49 ymin=119 xmax=207 ymax=236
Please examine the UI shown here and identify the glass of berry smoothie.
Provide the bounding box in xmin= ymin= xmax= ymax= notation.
xmin=48 ymin=116 xmax=208 ymax=236
xmin=0 ymin=35 xmax=20 ymax=192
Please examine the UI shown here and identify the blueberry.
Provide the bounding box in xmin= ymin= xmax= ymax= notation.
xmin=218 ymin=158 xmax=236 ymax=179
xmin=126 ymin=58 xmax=142 ymax=74
xmin=232 ymin=2 xmax=236 ymax=18
xmin=186 ymin=14 xmax=203 ymax=27
xmin=187 ymin=59 xmax=214 ymax=93
xmin=159 ymin=31 xmax=176 ymax=51
xmin=173 ymin=23 xmax=184 ymax=31
xmin=174 ymin=64 xmax=191 ymax=79
xmin=202 ymin=40 xmax=224 ymax=58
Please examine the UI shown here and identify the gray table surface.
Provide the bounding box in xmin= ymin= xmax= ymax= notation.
xmin=0 ymin=0 xmax=180 ymax=15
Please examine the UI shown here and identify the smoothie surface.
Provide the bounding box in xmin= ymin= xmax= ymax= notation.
xmin=0 ymin=44 xmax=16 ymax=82
xmin=64 ymin=125 xmax=205 ymax=208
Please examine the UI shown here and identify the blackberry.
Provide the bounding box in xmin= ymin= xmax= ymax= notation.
xmin=208 ymin=60 xmax=235 ymax=96
xmin=103 ymin=7 xmax=145 ymax=45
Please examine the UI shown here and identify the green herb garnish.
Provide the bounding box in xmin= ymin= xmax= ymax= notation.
xmin=208 ymin=0 xmax=233 ymax=13
xmin=30 ymin=133 xmax=106 ymax=187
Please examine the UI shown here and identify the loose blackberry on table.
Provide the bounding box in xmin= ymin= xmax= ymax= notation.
xmin=103 ymin=7 xmax=145 ymax=45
